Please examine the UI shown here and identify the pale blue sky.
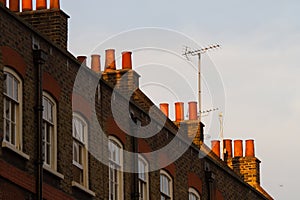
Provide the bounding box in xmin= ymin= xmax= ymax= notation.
xmin=62 ymin=1 xmax=300 ymax=199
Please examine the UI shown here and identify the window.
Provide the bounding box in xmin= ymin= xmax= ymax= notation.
xmin=3 ymin=68 xmax=22 ymax=150
xmin=138 ymin=156 xmax=149 ymax=200
xmin=42 ymin=93 xmax=57 ymax=169
xmin=189 ymin=188 xmax=201 ymax=200
xmin=109 ymin=137 xmax=123 ymax=200
xmin=160 ymin=170 xmax=173 ymax=200
xmin=72 ymin=113 xmax=89 ymax=188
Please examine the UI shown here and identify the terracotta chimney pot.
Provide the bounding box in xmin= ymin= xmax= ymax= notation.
xmin=105 ymin=49 xmax=116 ymax=71
xmin=22 ymin=0 xmax=32 ymax=11
xmin=160 ymin=103 xmax=169 ymax=117
xmin=175 ymin=102 xmax=184 ymax=122
xmin=10 ymin=0 xmax=20 ymax=12
xmin=122 ymin=51 xmax=132 ymax=70
xmin=77 ymin=56 xmax=87 ymax=66
xmin=91 ymin=54 xmax=101 ymax=73
xmin=211 ymin=140 xmax=220 ymax=158
xmin=245 ymin=139 xmax=255 ymax=157
xmin=36 ymin=0 xmax=47 ymax=10
xmin=223 ymin=139 xmax=232 ymax=158
xmin=188 ymin=101 xmax=198 ymax=120
xmin=50 ymin=0 xmax=60 ymax=9
xmin=234 ymin=140 xmax=243 ymax=157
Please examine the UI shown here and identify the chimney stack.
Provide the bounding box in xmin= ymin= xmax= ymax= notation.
xmin=22 ymin=0 xmax=32 ymax=11
xmin=211 ymin=140 xmax=220 ymax=158
xmin=122 ymin=51 xmax=132 ymax=70
xmin=91 ymin=54 xmax=101 ymax=73
xmin=36 ymin=0 xmax=47 ymax=10
xmin=105 ymin=49 xmax=116 ymax=71
xmin=175 ymin=102 xmax=184 ymax=122
xmin=188 ymin=101 xmax=198 ymax=120
xmin=18 ymin=0 xmax=68 ymax=49
xmin=245 ymin=139 xmax=255 ymax=157
xmin=160 ymin=103 xmax=169 ymax=118
xmin=234 ymin=140 xmax=243 ymax=157
xmin=50 ymin=0 xmax=60 ymax=9
xmin=10 ymin=0 xmax=19 ymax=12
xmin=77 ymin=56 xmax=87 ymax=66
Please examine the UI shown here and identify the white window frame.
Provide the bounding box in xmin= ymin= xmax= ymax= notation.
xmin=138 ymin=155 xmax=149 ymax=200
xmin=109 ymin=136 xmax=123 ymax=200
xmin=2 ymin=67 xmax=23 ymax=151
xmin=42 ymin=92 xmax=57 ymax=171
xmin=72 ymin=113 xmax=89 ymax=188
xmin=189 ymin=187 xmax=201 ymax=200
xmin=160 ymin=170 xmax=173 ymax=200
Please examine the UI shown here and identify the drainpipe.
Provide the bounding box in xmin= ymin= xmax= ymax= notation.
xmin=33 ymin=49 xmax=47 ymax=200
xmin=130 ymin=110 xmax=140 ymax=200
xmin=205 ymin=170 xmax=215 ymax=200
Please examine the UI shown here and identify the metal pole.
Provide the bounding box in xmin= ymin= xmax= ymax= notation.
xmin=198 ymin=53 xmax=201 ymax=122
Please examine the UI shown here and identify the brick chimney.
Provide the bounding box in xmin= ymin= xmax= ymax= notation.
xmin=174 ymin=101 xmax=204 ymax=148
xmin=16 ymin=0 xmax=69 ymax=49
xmin=101 ymin=49 xmax=140 ymax=94
xmin=231 ymin=140 xmax=261 ymax=186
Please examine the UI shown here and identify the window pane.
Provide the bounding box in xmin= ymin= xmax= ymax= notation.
xmin=13 ymin=78 xmax=18 ymax=100
xmin=8 ymin=75 xmax=13 ymax=97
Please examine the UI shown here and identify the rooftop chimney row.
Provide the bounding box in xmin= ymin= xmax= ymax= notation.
xmin=76 ymin=49 xmax=134 ymax=73
xmin=5 ymin=0 xmax=60 ymax=12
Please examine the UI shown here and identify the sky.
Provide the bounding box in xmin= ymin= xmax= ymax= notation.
xmin=61 ymin=1 xmax=300 ymax=199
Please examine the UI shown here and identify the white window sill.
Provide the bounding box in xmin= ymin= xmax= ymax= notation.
xmin=43 ymin=165 xmax=64 ymax=179
xmin=72 ymin=181 xmax=96 ymax=197
xmin=72 ymin=160 xmax=83 ymax=170
xmin=2 ymin=141 xmax=30 ymax=160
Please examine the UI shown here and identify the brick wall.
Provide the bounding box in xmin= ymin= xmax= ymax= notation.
xmin=0 ymin=4 xmax=272 ymax=200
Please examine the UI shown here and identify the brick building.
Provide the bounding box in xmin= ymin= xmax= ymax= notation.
xmin=0 ymin=0 xmax=273 ymax=199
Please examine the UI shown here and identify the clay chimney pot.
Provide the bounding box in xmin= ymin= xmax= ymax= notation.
xmin=122 ymin=51 xmax=132 ymax=70
xmin=10 ymin=0 xmax=20 ymax=12
xmin=91 ymin=54 xmax=101 ymax=73
xmin=105 ymin=49 xmax=116 ymax=71
xmin=50 ymin=0 xmax=60 ymax=9
xmin=234 ymin=140 xmax=243 ymax=157
xmin=211 ymin=140 xmax=220 ymax=158
xmin=223 ymin=139 xmax=233 ymax=158
xmin=245 ymin=139 xmax=255 ymax=157
xmin=22 ymin=0 xmax=32 ymax=11
xmin=188 ymin=101 xmax=198 ymax=120
xmin=175 ymin=102 xmax=184 ymax=122
xmin=160 ymin=103 xmax=169 ymax=117
xmin=36 ymin=0 xmax=47 ymax=10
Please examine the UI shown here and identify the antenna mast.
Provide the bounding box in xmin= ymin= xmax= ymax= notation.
xmin=182 ymin=44 xmax=220 ymax=122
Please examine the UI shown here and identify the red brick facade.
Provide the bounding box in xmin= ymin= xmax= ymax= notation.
xmin=0 ymin=1 xmax=273 ymax=200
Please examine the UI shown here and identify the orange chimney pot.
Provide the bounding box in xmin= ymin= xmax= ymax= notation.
xmin=211 ymin=140 xmax=220 ymax=158
xmin=245 ymin=139 xmax=255 ymax=157
xmin=91 ymin=54 xmax=101 ymax=73
xmin=77 ymin=56 xmax=87 ymax=66
xmin=105 ymin=49 xmax=116 ymax=71
xmin=22 ymin=0 xmax=32 ymax=11
xmin=122 ymin=51 xmax=132 ymax=70
xmin=188 ymin=101 xmax=198 ymax=120
xmin=10 ymin=0 xmax=20 ymax=12
xmin=36 ymin=0 xmax=47 ymax=10
xmin=175 ymin=102 xmax=184 ymax=122
xmin=50 ymin=0 xmax=60 ymax=9
xmin=223 ymin=139 xmax=232 ymax=158
xmin=160 ymin=103 xmax=169 ymax=117
xmin=234 ymin=140 xmax=243 ymax=157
